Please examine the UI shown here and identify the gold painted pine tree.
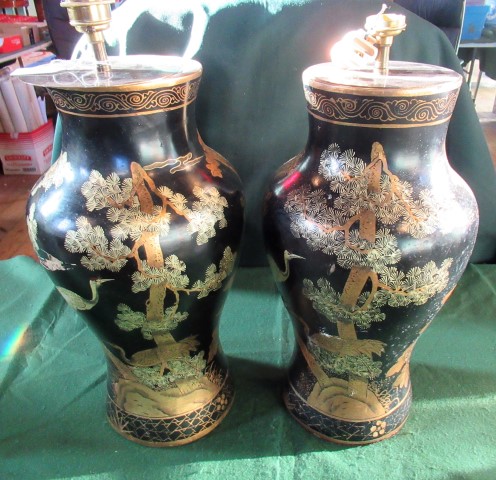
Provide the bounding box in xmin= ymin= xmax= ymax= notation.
xmin=284 ymin=142 xmax=452 ymax=418
xmin=64 ymin=159 xmax=235 ymax=394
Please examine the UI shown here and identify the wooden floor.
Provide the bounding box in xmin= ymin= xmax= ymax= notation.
xmin=482 ymin=121 xmax=496 ymax=163
xmin=0 ymin=174 xmax=38 ymax=261
xmin=1 ymin=88 xmax=496 ymax=262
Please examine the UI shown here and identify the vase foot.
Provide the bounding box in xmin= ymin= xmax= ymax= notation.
xmin=283 ymin=382 xmax=412 ymax=445
xmin=106 ymin=376 xmax=234 ymax=447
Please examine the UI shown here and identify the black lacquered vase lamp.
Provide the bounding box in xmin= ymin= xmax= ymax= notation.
xmin=263 ymin=8 xmax=478 ymax=444
xmin=15 ymin=0 xmax=244 ymax=446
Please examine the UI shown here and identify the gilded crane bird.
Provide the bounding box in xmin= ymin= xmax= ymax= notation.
xmin=56 ymin=278 xmax=114 ymax=310
xmin=268 ymin=250 xmax=304 ymax=282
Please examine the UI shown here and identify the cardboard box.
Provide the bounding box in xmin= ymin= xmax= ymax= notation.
xmin=0 ymin=35 xmax=22 ymax=53
xmin=0 ymin=22 xmax=43 ymax=45
xmin=0 ymin=121 xmax=54 ymax=175
xmin=0 ymin=25 xmax=33 ymax=46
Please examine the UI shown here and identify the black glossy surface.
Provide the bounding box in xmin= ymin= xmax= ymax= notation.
xmin=263 ymin=84 xmax=478 ymax=444
xmin=27 ymin=81 xmax=244 ymax=445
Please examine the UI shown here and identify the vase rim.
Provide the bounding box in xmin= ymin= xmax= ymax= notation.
xmin=11 ymin=55 xmax=202 ymax=91
xmin=303 ymin=61 xmax=462 ymax=97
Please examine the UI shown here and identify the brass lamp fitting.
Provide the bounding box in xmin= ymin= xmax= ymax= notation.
xmin=364 ymin=8 xmax=406 ymax=75
xmin=60 ymin=0 xmax=115 ymax=74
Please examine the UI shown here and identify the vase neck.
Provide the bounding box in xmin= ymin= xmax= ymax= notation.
xmin=55 ymin=102 xmax=198 ymax=143
xmin=53 ymin=85 xmax=203 ymax=170
xmin=303 ymin=83 xmax=459 ymax=170
xmin=48 ymin=72 xmax=201 ymax=116
xmin=303 ymin=83 xmax=459 ymax=131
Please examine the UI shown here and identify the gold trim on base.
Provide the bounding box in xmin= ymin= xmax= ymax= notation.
xmin=283 ymin=390 xmax=409 ymax=446
xmin=107 ymin=393 xmax=234 ymax=447
xmin=288 ymin=379 xmax=412 ymax=423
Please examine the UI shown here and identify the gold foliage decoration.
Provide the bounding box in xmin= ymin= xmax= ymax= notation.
xmin=310 ymin=343 xmax=383 ymax=380
xmin=82 ymin=171 xmax=134 ymax=211
xmin=63 ymin=159 xmax=235 ymax=393
xmin=284 ymin=141 xmax=454 ymax=398
xmin=187 ymin=186 xmax=228 ymax=245
xmin=131 ymin=352 xmax=206 ymax=392
xmin=304 ymin=258 xmax=452 ymax=327
xmin=32 ymin=151 xmax=73 ymax=195
xmin=303 ymin=278 xmax=385 ymax=329
xmin=26 ymin=203 xmax=38 ymax=250
xmin=131 ymin=365 xmax=175 ymax=391
xmin=373 ymin=259 xmax=453 ymax=307
xmin=131 ymin=351 xmax=206 ymax=391
xmin=115 ymin=304 xmax=188 ymax=340
xmin=114 ymin=246 xmax=234 ymax=339
xmin=131 ymin=256 xmax=189 ymax=293
xmin=108 ymin=203 xmax=171 ymax=242
xmin=65 ymin=216 xmax=131 ymax=272
xmin=286 ymin=144 xmax=441 ymax=264
xmin=156 ymin=186 xmax=188 ymax=214
xmin=192 ymin=247 xmax=235 ymax=299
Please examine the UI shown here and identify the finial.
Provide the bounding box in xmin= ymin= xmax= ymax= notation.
xmin=364 ymin=4 xmax=406 ymax=75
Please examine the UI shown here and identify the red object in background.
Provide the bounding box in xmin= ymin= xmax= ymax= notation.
xmin=0 ymin=34 xmax=21 ymax=52
xmin=33 ymin=0 xmax=44 ymax=21
xmin=0 ymin=0 xmax=29 ymax=14
xmin=0 ymin=14 xmax=37 ymax=23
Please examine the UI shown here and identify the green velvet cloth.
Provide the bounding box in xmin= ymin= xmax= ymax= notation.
xmin=50 ymin=0 xmax=496 ymax=266
xmin=1 ymin=256 xmax=495 ymax=479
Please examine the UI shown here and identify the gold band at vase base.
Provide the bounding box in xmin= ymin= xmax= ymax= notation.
xmin=283 ymin=393 xmax=409 ymax=446
xmin=106 ymin=391 xmax=234 ymax=447
xmin=283 ymin=382 xmax=412 ymax=445
xmin=107 ymin=398 xmax=234 ymax=448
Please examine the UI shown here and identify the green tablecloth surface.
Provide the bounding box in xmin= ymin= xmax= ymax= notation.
xmin=0 ymin=257 xmax=495 ymax=479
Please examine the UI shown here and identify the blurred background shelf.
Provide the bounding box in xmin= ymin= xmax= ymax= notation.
xmin=0 ymin=39 xmax=51 ymax=65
